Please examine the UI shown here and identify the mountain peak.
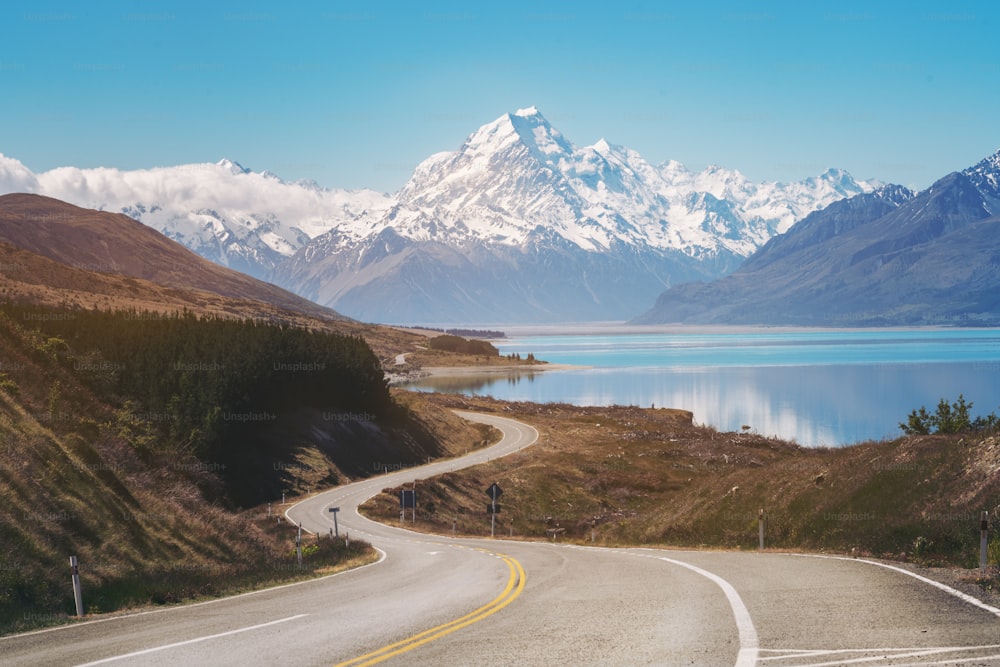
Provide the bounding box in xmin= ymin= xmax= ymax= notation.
xmin=461 ymin=108 xmax=574 ymax=163
xmin=962 ymin=146 xmax=1000 ymax=212
xmin=592 ymin=138 xmax=612 ymax=153
xmin=217 ymin=158 xmax=250 ymax=175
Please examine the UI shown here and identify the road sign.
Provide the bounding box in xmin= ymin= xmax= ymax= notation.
xmin=486 ymin=504 xmax=502 ymax=515
xmin=486 ymin=483 xmax=503 ymax=500
xmin=329 ymin=507 xmax=341 ymax=539
xmin=400 ymin=490 xmax=415 ymax=509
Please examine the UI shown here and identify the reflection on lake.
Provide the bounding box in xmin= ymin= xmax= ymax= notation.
xmin=403 ymin=328 xmax=1000 ymax=446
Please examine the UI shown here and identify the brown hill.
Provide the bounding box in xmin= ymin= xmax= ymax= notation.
xmin=0 ymin=193 xmax=346 ymax=323
xmin=0 ymin=193 xmax=443 ymax=362
xmin=366 ymin=394 xmax=1000 ymax=572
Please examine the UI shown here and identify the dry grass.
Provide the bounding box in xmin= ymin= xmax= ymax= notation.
xmin=0 ymin=306 xmax=392 ymax=635
xmin=363 ymin=392 xmax=1000 ymax=566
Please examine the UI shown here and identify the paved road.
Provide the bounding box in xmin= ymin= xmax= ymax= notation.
xmin=3 ymin=412 xmax=1000 ymax=666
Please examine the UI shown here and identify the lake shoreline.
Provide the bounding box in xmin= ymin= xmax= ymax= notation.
xmin=397 ymin=328 xmax=1000 ymax=447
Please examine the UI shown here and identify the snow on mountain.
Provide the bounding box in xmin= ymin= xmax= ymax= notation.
xmin=962 ymin=147 xmax=1000 ymax=212
xmin=1 ymin=107 xmax=881 ymax=322
xmin=371 ymin=108 xmax=878 ymax=262
xmin=271 ymin=109 xmax=880 ymax=322
xmin=633 ymin=147 xmax=1000 ymax=327
xmin=0 ymin=153 xmax=392 ymax=279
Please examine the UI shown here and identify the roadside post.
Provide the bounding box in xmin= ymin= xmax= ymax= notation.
xmin=296 ymin=522 xmax=303 ymax=568
xmin=981 ymin=511 xmax=990 ymax=573
xmin=328 ymin=507 xmax=340 ymax=539
xmin=400 ymin=488 xmax=416 ymax=523
xmin=758 ymin=509 xmax=765 ymax=551
xmin=69 ymin=556 xmax=83 ymax=617
xmin=486 ymin=482 xmax=503 ymax=537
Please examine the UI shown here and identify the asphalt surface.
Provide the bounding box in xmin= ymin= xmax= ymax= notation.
xmin=3 ymin=411 xmax=1000 ymax=666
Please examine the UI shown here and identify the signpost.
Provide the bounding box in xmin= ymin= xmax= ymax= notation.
xmin=328 ymin=507 xmax=340 ymax=539
xmin=486 ymin=482 xmax=503 ymax=537
xmin=400 ymin=486 xmax=416 ymax=523
xmin=981 ymin=511 xmax=990 ymax=573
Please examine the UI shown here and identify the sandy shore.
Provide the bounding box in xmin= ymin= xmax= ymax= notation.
xmin=386 ymin=361 xmax=584 ymax=385
xmin=420 ymin=362 xmax=585 ymax=376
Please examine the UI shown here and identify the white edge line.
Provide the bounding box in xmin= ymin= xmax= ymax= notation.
xmin=783 ymin=645 xmax=1000 ymax=667
xmin=72 ymin=613 xmax=308 ymax=667
xmin=796 ymin=554 xmax=1000 ymax=617
xmin=1 ymin=548 xmax=387 ymax=642
xmin=646 ymin=554 xmax=759 ymax=667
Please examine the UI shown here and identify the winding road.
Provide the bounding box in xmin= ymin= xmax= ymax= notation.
xmin=3 ymin=412 xmax=1000 ymax=666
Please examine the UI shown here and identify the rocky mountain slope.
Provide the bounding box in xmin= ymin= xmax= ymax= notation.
xmin=272 ymin=108 xmax=876 ymax=322
xmin=0 ymin=193 xmax=348 ymax=323
xmin=1 ymin=109 xmax=876 ymax=323
xmin=633 ymin=149 xmax=1000 ymax=326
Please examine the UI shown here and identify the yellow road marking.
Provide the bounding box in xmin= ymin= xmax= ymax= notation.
xmin=333 ymin=551 xmax=526 ymax=666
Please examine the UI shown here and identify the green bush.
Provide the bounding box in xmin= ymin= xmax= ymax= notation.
xmin=900 ymin=394 xmax=998 ymax=435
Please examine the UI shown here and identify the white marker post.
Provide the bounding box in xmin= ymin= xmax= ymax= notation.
xmin=758 ymin=509 xmax=765 ymax=551
xmin=69 ymin=556 xmax=83 ymax=617
xmin=981 ymin=511 xmax=990 ymax=573
xmin=296 ymin=522 xmax=303 ymax=568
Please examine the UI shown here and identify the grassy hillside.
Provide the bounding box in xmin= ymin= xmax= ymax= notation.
xmin=0 ymin=305 xmax=490 ymax=635
xmin=363 ymin=394 xmax=1000 ymax=569
xmin=0 ymin=193 xmax=347 ymax=323
xmin=0 ymin=239 xmax=446 ymax=370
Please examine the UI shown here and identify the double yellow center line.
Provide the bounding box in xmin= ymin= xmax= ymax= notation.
xmin=333 ymin=551 xmax=526 ymax=666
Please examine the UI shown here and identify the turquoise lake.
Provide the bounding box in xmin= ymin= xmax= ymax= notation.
xmin=404 ymin=327 xmax=1000 ymax=446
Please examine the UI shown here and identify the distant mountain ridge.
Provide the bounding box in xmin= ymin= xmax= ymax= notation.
xmin=0 ymin=108 xmax=876 ymax=323
xmin=633 ymin=148 xmax=1000 ymax=326
xmin=0 ymin=193 xmax=350 ymax=323
xmin=272 ymin=107 xmax=878 ymax=322
xmin=0 ymin=154 xmax=392 ymax=279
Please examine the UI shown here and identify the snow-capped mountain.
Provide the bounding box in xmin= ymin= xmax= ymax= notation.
xmin=0 ymin=154 xmax=392 ymax=279
xmin=633 ymin=147 xmax=1000 ymax=326
xmin=357 ymin=107 xmax=875 ymax=257
xmin=0 ymin=107 xmax=878 ymax=322
xmin=272 ymin=107 xmax=878 ymax=322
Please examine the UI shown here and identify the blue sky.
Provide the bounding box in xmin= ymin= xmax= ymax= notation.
xmin=2 ymin=1 xmax=998 ymax=193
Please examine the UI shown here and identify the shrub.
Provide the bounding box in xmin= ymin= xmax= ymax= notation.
xmin=428 ymin=334 xmax=499 ymax=357
xmin=900 ymin=394 xmax=998 ymax=435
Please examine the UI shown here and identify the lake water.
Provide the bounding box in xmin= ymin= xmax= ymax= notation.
xmin=405 ymin=326 xmax=1000 ymax=446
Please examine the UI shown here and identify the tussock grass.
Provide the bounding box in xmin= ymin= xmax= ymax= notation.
xmin=363 ymin=393 xmax=1000 ymax=568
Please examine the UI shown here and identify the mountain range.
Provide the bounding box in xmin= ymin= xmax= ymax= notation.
xmin=0 ymin=108 xmax=877 ymax=323
xmin=633 ymin=150 xmax=1000 ymax=325
xmin=0 ymin=192 xmax=349 ymax=325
